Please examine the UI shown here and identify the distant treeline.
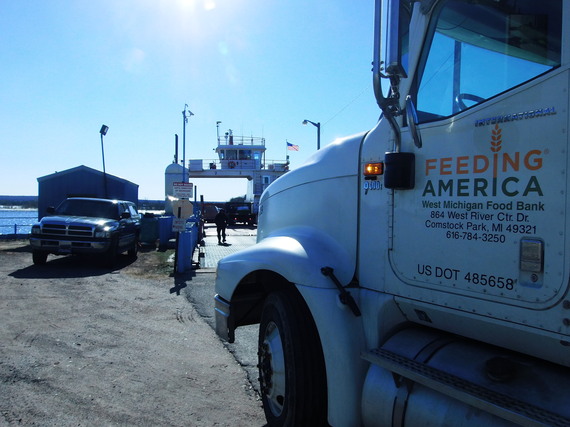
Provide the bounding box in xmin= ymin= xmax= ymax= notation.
xmin=0 ymin=196 xmax=166 ymax=211
xmin=1 ymin=196 xmax=244 ymax=211
xmin=0 ymin=196 xmax=38 ymax=208
xmin=138 ymin=200 xmax=166 ymax=211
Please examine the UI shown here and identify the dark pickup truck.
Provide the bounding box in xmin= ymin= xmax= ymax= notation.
xmin=226 ymin=202 xmax=256 ymax=226
xmin=30 ymin=197 xmax=141 ymax=265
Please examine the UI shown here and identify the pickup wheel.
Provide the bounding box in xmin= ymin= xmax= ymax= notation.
xmin=127 ymin=235 xmax=139 ymax=258
xmin=258 ymin=289 xmax=328 ymax=426
xmin=104 ymin=238 xmax=118 ymax=267
xmin=32 ymin=251 xmax=48 ymax=265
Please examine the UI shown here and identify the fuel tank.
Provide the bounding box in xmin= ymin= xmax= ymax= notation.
xmin=362 ymin=327 xmax=570 ymax=426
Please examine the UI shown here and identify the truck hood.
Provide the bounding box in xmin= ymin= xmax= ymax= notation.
xmin=262 ymin=132 xmax=365 ymax=199
xmin=39 ymin=216 xmax=118 ymax=228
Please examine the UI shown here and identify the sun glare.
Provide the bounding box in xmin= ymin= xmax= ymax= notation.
xmin=203 ymin=0 xmax=217 ymax=11
xmin=110 ymin=0 xmax=264 ymax=84
xmin=151 ymin=0 xmax=246 ymax=47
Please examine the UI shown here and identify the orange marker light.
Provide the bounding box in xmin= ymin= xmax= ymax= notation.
xmin=364 ymin=162 xmax=384 ymax=176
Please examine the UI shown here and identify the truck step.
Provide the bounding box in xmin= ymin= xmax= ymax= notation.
xmin=362 ymin=348 xmax=570 ymax=427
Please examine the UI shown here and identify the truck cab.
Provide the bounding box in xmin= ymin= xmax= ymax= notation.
xmin=215 ymin=1 xmax=570 ymax=425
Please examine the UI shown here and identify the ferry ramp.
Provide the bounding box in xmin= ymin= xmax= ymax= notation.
xmin=194 ymin=223 xmax=257 ymax=269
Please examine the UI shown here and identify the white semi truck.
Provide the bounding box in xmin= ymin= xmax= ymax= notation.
xmin=214 ymin=0 xmax=570 ymax=425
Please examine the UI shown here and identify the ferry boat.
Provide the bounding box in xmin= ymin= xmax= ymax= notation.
xmin=187 ymin=130 xmax=289 ymax=214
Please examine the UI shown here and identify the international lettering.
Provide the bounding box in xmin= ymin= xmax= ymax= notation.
xmin=474 ymin=107 xmax=556 ymax=127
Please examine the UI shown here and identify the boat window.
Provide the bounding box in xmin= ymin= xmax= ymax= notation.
xmin=239 ymin=150 xmax=252 ymax=160
xmin=414 ymin=0 xmax=562 ymax=123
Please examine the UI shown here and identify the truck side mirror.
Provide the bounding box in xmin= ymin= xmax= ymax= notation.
xmin=373 ymin=0 xmax=408 ymax=107
xmin=46 ymin=206 xmax=55 ymax=214
xmin=383 ymin=0 xmax=407 ymax=79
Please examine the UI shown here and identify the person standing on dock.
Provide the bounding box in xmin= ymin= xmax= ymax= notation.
xmin=214 ymin=209 xmax=228 ymax=245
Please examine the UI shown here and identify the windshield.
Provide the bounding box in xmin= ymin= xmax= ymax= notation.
xmin=415 ymin=0 xmax=562 ymax=122
xmin=55 ymin=199 xmax=119 ymax=220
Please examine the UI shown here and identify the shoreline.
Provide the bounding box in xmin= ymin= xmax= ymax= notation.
xmin=0 ymin=234 xmax=29 ymax=240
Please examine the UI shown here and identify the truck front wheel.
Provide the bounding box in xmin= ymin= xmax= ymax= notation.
xmin=104 ymin=238 xmax=118 ymax=267
xmin=258 ymin=289 xmax=328 ymax=426
xmin=127 ymin=234 xmax=139 ymax=258
xmin=32 ymin=251 xmax=48 ymax=265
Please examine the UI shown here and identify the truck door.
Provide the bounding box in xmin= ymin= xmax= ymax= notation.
xmin=388 ymin=0 xmax=567 ymax=309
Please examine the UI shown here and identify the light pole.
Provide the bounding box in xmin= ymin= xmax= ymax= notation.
xmin=99 ymin=124 xmax=109 ymax=198
xmin=216 ymin=121 xmax=222 ymax=143
xmin=182 ymin=104 xmax=194 ymax=182
xmin=302 ymin=119 xmax=321 ymax=150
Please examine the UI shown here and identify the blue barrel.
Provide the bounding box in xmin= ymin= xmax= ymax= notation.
xmin=177 ymin=230 xmax=194 ymax=273
xmin=158 ymin=216 xmax=174 ymax=248
xmin=140 ymin=215 xmax=159 ymax=245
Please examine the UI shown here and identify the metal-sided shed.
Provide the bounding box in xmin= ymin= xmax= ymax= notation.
xmin=37 ymin=165 xmax=139 ymax=219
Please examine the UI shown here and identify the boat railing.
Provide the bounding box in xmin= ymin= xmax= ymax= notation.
xmin=217 ymin=135 xmax=266 ymax=146
xmin=189 ymin=159 xmax=289 ymax=172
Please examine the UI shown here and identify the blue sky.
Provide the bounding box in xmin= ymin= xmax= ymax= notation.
xmin=1 ymin=0 xmax=380 ymax=201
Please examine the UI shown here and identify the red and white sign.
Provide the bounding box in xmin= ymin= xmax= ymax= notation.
xmin=172 ymin=182 xmax=193 ymax=199
xmin=172 ymin=218 xmax=186 ymax=232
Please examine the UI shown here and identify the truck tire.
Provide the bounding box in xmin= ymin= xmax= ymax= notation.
xmin=32 ymin=251 xmax=48 ymax=265
xmin=127 ymin=234 xmax=139 ymax=258
xmin=104 ymin=238 xmax=118 ymax=267
xmin=258 ymin=289 xmax=328 ymax=426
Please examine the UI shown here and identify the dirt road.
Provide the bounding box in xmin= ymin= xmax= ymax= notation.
xmin=0 ymin=239 xmax=266 ymax=426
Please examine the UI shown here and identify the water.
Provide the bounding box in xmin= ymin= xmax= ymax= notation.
xmin=0 ymin=209 xmax=38 ymax=236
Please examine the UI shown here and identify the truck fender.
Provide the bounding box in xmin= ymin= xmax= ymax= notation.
xmin=215 ymin=225 xmax=356 ymax=301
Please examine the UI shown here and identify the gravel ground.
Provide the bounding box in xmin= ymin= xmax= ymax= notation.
xmin=0 ymin=239 xmax=266 ymax=426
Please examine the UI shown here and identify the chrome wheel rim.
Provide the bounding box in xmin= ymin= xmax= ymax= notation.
xmin=259 ymin=320 xmax=286 ymax=417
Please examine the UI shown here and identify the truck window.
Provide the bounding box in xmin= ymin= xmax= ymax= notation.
xmin=415 ymin=0 xmax=562 ymax=122
xmin=56 ymin=199 xmax=118 ymax=219
xmin=118 ymin=203 xmax=129 ymax=217
xmin=127 ymin=204 xmax=139 ymax=218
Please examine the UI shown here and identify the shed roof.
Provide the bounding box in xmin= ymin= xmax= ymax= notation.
xmin=37 ymin=165 xmax=138 ymax=188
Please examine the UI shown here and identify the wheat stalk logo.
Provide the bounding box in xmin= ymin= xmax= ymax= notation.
xmin=491 ymin=124 xmax=502 ymax=152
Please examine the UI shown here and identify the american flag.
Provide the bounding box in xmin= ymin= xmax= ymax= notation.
xmin=287 ymin=141 xmax=299 ymax=151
